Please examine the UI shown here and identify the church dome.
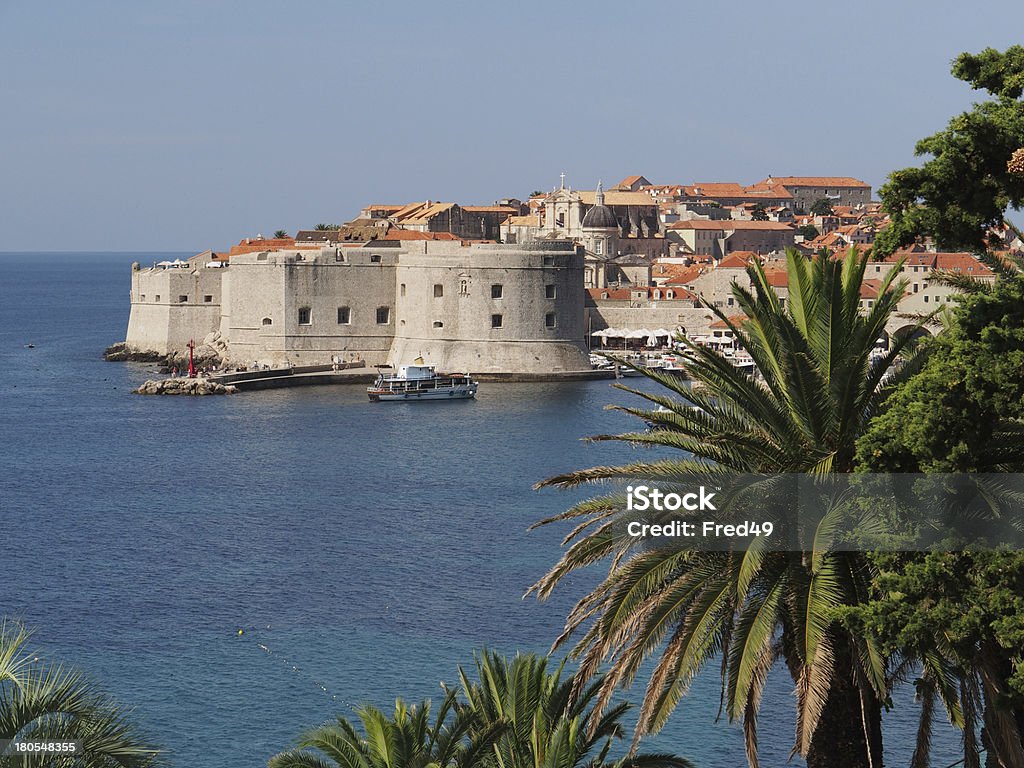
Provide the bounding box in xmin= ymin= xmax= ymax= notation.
xmin=582 ymin=180 xmax=619 ymax=230
xmin=582 ymin=202 xmax=618 ymax=229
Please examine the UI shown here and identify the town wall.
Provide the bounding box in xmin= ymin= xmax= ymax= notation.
xmin=222 ymin=247 xmax=398 ymax=367
xmin=125 ymin=262 xmax=223 ymax=354
xmin=388 ymin=241 xmax=590 ymax=372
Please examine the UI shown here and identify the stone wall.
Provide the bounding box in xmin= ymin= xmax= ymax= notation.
xmin=123 ymin=241 xmax=591 ymax=373
xmin=222 ymin=247 xmax=398 ymax=367
xmin=388 ymin=241 xmax=590 ymax=372
xmin=125 ymin=264 xmax=223 ymax=355
xmin=585 ymin=303 xmax=718 ymax=341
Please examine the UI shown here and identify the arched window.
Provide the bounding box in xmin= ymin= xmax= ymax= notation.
xmin=262 ymin=317 xmax=273 ymax=326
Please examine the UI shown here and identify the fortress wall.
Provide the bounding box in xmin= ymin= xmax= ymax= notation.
xmin=585 ymin=305 xmax=719 ymax=340
xmin=388 ymin=241 xmax=590 ymax=373
xmin=125 ymin=266 xmax=223 ymax=354
xmin=223 ymin=247 xmax=398 ymax=367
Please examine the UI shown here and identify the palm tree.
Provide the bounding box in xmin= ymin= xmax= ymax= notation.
xmin=528 ymin=247 xmax=927 ymax=768
xmin=0 ymin=618 xmax=163 ymax=767
xmin=453 ymin=652 xmax=692 ymax=768
xmin=268 ymin=690 xmax=500 ymax=768
xmin=274 ymin=230 xmax=289 ymax=239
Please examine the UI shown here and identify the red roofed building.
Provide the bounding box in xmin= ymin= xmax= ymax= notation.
xmin=748 ymin=176 xmax=872 ymax=212
xmin=867 ymin=251 xmax=996 ymax=314
xmin=678 ymin=182 xmax=793 ymax=209
xmin=667 ymin=219 xmax=795 ymax=258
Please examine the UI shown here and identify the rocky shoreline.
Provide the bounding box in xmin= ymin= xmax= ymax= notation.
xmin=104 ymin=332 xmax=229 ymax=372
xmin=134 ymin=378 xmax=237 ymax=396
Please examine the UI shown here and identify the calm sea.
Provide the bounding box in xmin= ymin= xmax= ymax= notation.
xmin=0 ymin=253 xmax=958 ymax=768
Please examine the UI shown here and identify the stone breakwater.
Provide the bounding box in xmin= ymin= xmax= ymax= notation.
xmin=134 ymin=378 xmax=237 ymax=396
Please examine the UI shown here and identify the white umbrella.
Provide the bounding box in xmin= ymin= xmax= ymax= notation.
xmin=653 ymin=328 xmax=673 ymax=337
xmin=626 ymin=329 xmax=650 ymax=339
xmin=590 ymin=329 xmax=609 ymax=337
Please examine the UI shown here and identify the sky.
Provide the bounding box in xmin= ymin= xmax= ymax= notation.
xmin=2 ymin=0 xmax=1023 ymax=252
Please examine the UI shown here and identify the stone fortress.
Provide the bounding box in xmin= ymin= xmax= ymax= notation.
xmin=124 ymin=238 xmax=590 ymax=374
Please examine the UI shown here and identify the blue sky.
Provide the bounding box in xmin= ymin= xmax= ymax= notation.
xmin=2 ymin=0 xmax=1022 ymax=251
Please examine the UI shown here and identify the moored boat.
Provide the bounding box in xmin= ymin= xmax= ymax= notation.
xmin=367 ymin=361 xmax=478 ymax=402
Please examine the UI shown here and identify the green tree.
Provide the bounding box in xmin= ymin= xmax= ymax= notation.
xmin=0 ymin=619 xmax=163 ymax=768
xmin=750 ymin=205 xmax=769 ymax=221
xmin=454 ymin=652 xmax=691 ymax=768
xmin=853 ymin=271 xmax=1024 ymax=767
xmin=797 ymin=224 xmax=820 ymax=241
xmin=314 ymin=224 xmax=342 ymax=231
xmin=849 ymin=552 xmax=1024 ymax=768
xmin=856 ymin=271 xmax=1024 ymax=473
xmin=274 ymin=230 xmax=289 ymax=239
xmin=268 ymin=691 xmax=498 ymax=768
xmin=530 ymin=247 xmax=924 ymax=768
xmin=875 ymin=46 xmax=1024 ymax=255
xmin=809 ymin=198 xmax=834 ymax=216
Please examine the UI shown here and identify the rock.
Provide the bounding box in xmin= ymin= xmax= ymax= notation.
xmin=104 ymin=342 xmax=165 ymax=363
xmin=105 ymin=339 xmax=227 ymax=369
xmin=133 ymin=377 xmax=237 ymax=396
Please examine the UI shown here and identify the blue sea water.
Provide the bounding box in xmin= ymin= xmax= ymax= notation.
xmin=0 ymin=253 xmax=960 ymax=768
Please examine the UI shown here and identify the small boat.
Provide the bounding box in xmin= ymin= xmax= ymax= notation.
xmin=367 ymin=361 xmax=478 ymax=402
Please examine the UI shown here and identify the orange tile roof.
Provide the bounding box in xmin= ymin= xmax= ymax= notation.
xmin=462 ymin=206 xmax=518 ymax=213
xmin=860 ymin=279 xmax=882 ymax=299
xmin=752 ymin=176 xmax=870 ymax=188
xmin=224 ymin=237 xmax=320 ymax=256
xmin=933 ymin=252 xmax=995 ymax=275
xmin=763 ymin=269 xmax=789 ymax=288
xmin=652 ymin=263 xmax=704 ymax=284
xmin=381 ymin=230 xmax=460 ymax=241
xmin=615 ymin=175 xmax=647 ymax=188
xmin=709 ymin=314 xmax=747 ymax=329
xmin=718 ymin=251 xmax=757 ymax=268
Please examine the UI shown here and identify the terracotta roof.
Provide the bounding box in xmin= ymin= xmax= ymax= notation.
xmin=652 ymin=263 xmax=704 ymax=284
xmin=763 ymin=269 xmax=789 ymax=288
xmin=934 ymin=252 xmax=995 ymax=275
xmin=226 ymin=237 xmax=320 ymax=255
xmin=718 ymin=251 xmax=757 ymax=268
xmin=752 ymin=176 xmax=870 ymax=188
xmin=381 ymin=230 xmax=460 ymax=241
xmin=462 ymin=206 xmax=518 ymax=213
xmin=389 ymin=201 xmax=458 ymax=224
xmin=860 ymin=279 xmax=882 ymax=299
xmin=709 ymin=314 xmax=747 ymax=329
xmin=613 ymin=175 xmax=650 ymax=190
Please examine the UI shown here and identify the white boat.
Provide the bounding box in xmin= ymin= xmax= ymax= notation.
xmin=367 ymin=362 xmax=478 ymax=402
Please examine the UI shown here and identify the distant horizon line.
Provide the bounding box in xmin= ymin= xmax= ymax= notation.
xmin=0 ymin=249 xmax=199 ymax=255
